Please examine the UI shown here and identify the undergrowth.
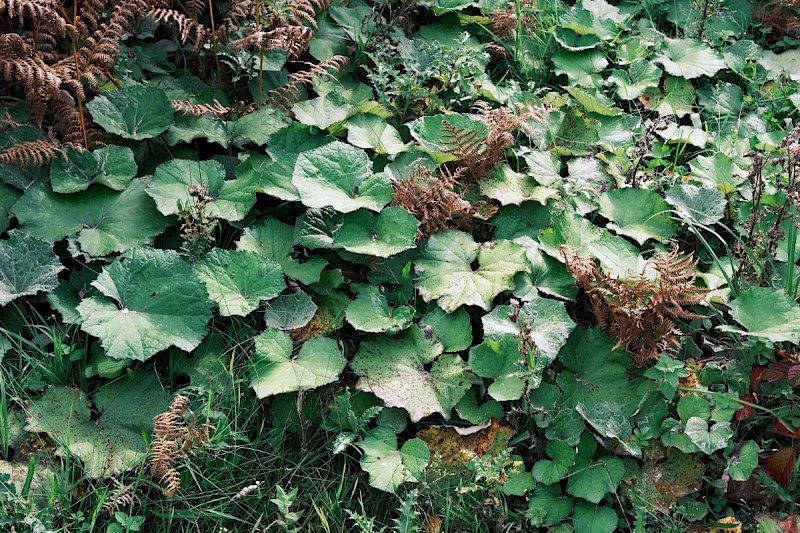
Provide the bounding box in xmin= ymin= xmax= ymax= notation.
xmin=2 ymin=0 xmax=800 ymax=532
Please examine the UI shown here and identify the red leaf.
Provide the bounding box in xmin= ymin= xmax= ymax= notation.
xmin=773 ymin=419 xmax=800 ymax=439
xmin=735 ymin=394 xmax=756 ymax=421
xmin=764 ymin=447 xmax=797 ymax=487
xmin=750 ymin=366 xmax=764 ymax=393
xmin=763 ymin=362 xmax=795 ymax=383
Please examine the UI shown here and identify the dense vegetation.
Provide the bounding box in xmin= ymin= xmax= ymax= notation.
xmin=1 ymin=0 xmax=800 ymax=531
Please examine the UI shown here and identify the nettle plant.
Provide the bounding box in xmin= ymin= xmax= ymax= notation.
xmin=2 ymin=0 xmax=800 ymax=530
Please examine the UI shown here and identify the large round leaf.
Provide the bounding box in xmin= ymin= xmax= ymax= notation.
xmin=249 ymin=328 xmax=345 ymax=398
xmin=13 ymin=181 xmax=169 ymax=257
xmin=596 ymin=189 xmax=676 ymax=244
xmin=333 ymin=207 xmax=419 ymax=257
xmin=50 ymin=146 xmax=137 ymax=193
xmin=0 ymin=230 xmax=64 ymax=306
xmin=237 ymin=217 xmax=327 ymax=284
xmin=24 ymin=372 xmax=170 ymax=478
xmin=76 ymin=248 xmax=212 ymax=361
xmin=345 ymin=287 xmax=413 ymax=333
xmin=656 ymin=38 xmax=726 ymax=79
xmin=350 ymin=328 xmax=470 ymax=422
xmin=292 ymin=141 xmax=393 ymax=213
xmin=415 ymin=230 xmax=529 ymax=312
xmin=87 ymin=85 xmax=174 ymax=140
xmin=147 ymin=159 xmax=258 ymax=221
xmin=718 ymin=287 xmax=800 ymax=343
xmin=194 ymin=249 xmax=284 ymax=316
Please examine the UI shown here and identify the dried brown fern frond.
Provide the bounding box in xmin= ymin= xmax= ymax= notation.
xmin=148 ymin=8 xmax=210 ymax=46
xmin=185 ymin=0 xmax=207 ymax=19
xmin=101 ymin=478 xmax=139 ymax=516
xmin=268 ymin=55 xmax=349 ymax=112
xmin=217 ymin=0 xmax=254 ymax=42
xmin=74 ymin=0 xmax=109 ymax=37
xmin=171 ymin=99 xmax=232 ymax=118
xmin=491 ymin=3 xmax=518 ymax=39
xmin=0 ymin=131 xmax=62 ymax=167
xmin=390 ymin=165 xmax=476 ymax=239
xmin=149 ymin=395 xmax=215 ymax=498
xmin=563 ymin=245 xmax=708 ymax=366
xmin=1 ymin=0 xmax=76 ymax=37
xmin=0 ymin=34 xmax=63 ymax=118
xmin=290 ymin=0 xmax=330 ymax=29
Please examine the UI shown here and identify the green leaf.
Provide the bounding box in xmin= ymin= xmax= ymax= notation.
xmin=469 ymin=335 xmax=525 ymax=401
xmin=346 ymin=287 xmax=414 ymax=333
xmin=665 ymin=184 xmax=726 ymax=226
xmin=234 ymin=124 xmax=332 ymax=202
xmin=532 ymin=441 xmax=575 ymax=484
xmin=453 ymin=387 xmax=504 ymax=425
xmin=587 ymin=237 xmax=648 ymax=280
xmin=719 ymin=287 xmax=800 ymax=343
xmin=262 ymin=292 xmax=318 ymax=330
xmin=572 ymin=502 xmax=618 ymax=533
xmin=195 ymin=249 xmax=284 ymax=316
xmin=170 ymin=332 xmax=231 ymax=394
xmin=400 ymin=438 xmax=430 ymax=480
xmin=415 ymin=231 xmax=529 ymax=312
xmin=408 ymin=114 xmax=488 ymax=161
xmin=545 ymin=409 xmax=585 ymax=446
xmin=13 ymin=181 xmax=168 ymax=257
xmin=657 ymin=123 xmax=708 ymax=148
xmin=147 ymin=159 xmax=257 ymax=221
xmin=728 ymin=441 xmax=759 ymax=481
xmin=249 ymin=328 xmax=345 ymax=398
xmin=292 ymin=141 xmax=393 ymax=213
xmin=228 ymin=106 xmax=291 ymax=147
xmin=350 ymin=328 xmax=470 ymax=422
xmin=519 ymin=295 xmax=576 ymax=363
xmin=552 ymin=49 xmax=608 ymax=87
xmin=87 ymin=85 xmax=174 ymax=139
xmin=76 ymin=248 xmax=212 ymax=361
xmin=683 ymin=417 xmax=732 ymax=455
xmin=293 ymin=93 xmax=355 ymax=130
xmin=688 ymin=153 xmax=746 ymax=195
xmin=0 ymin=183 xmax=20 ymax=233
xmin=656 ymin=38 xmax=727 ymax=79
xmin=758 ymin=49 xmax=800 ymax=82
xmin=334 ymin=207 xmax=419 ymax=257
xmin=23 ymin=373 xmax=170 ymax=478
xmin=597 ymin=189 xmax=676 ymax=244
xmin=50 ymin=146 xmax=137 ymax=193
xmin=566 ymin=456 xmax=624 ymax=503
xmin=480 ymin=164 xmax=558 ymax=206
xmin=526 ymin=485 xmax=573 ymax=527
xmin=358 ymin=429 xmax=416 ymax=493
xmin=420 ymin=306 xmax=472 ymax=352
xmin=566 ymin=87 xmax=621 ymax=116
xmin=512 ymin=238 xmax=578 ymax=301
xmin=557 ymin=329 xmax=645 ymax=452
xmin=0 ymin=230 xmax=64 ymax=306
xmin=346 ymin=113 xmax=408 ymax=156
xmin=519 ymin=149 xmax=563 ymax=186
xmin=237 ymin=217 xmax=327 ymax=284
xmin=677 ymin=394 xmax=711 ymax=422
xmin=608 ymin=60 xmax=662 ymax=100
xmin=651 ymin=76 xmax=696 ymax=118
xmin=538 ymin=212 xmax=605 ymax=259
